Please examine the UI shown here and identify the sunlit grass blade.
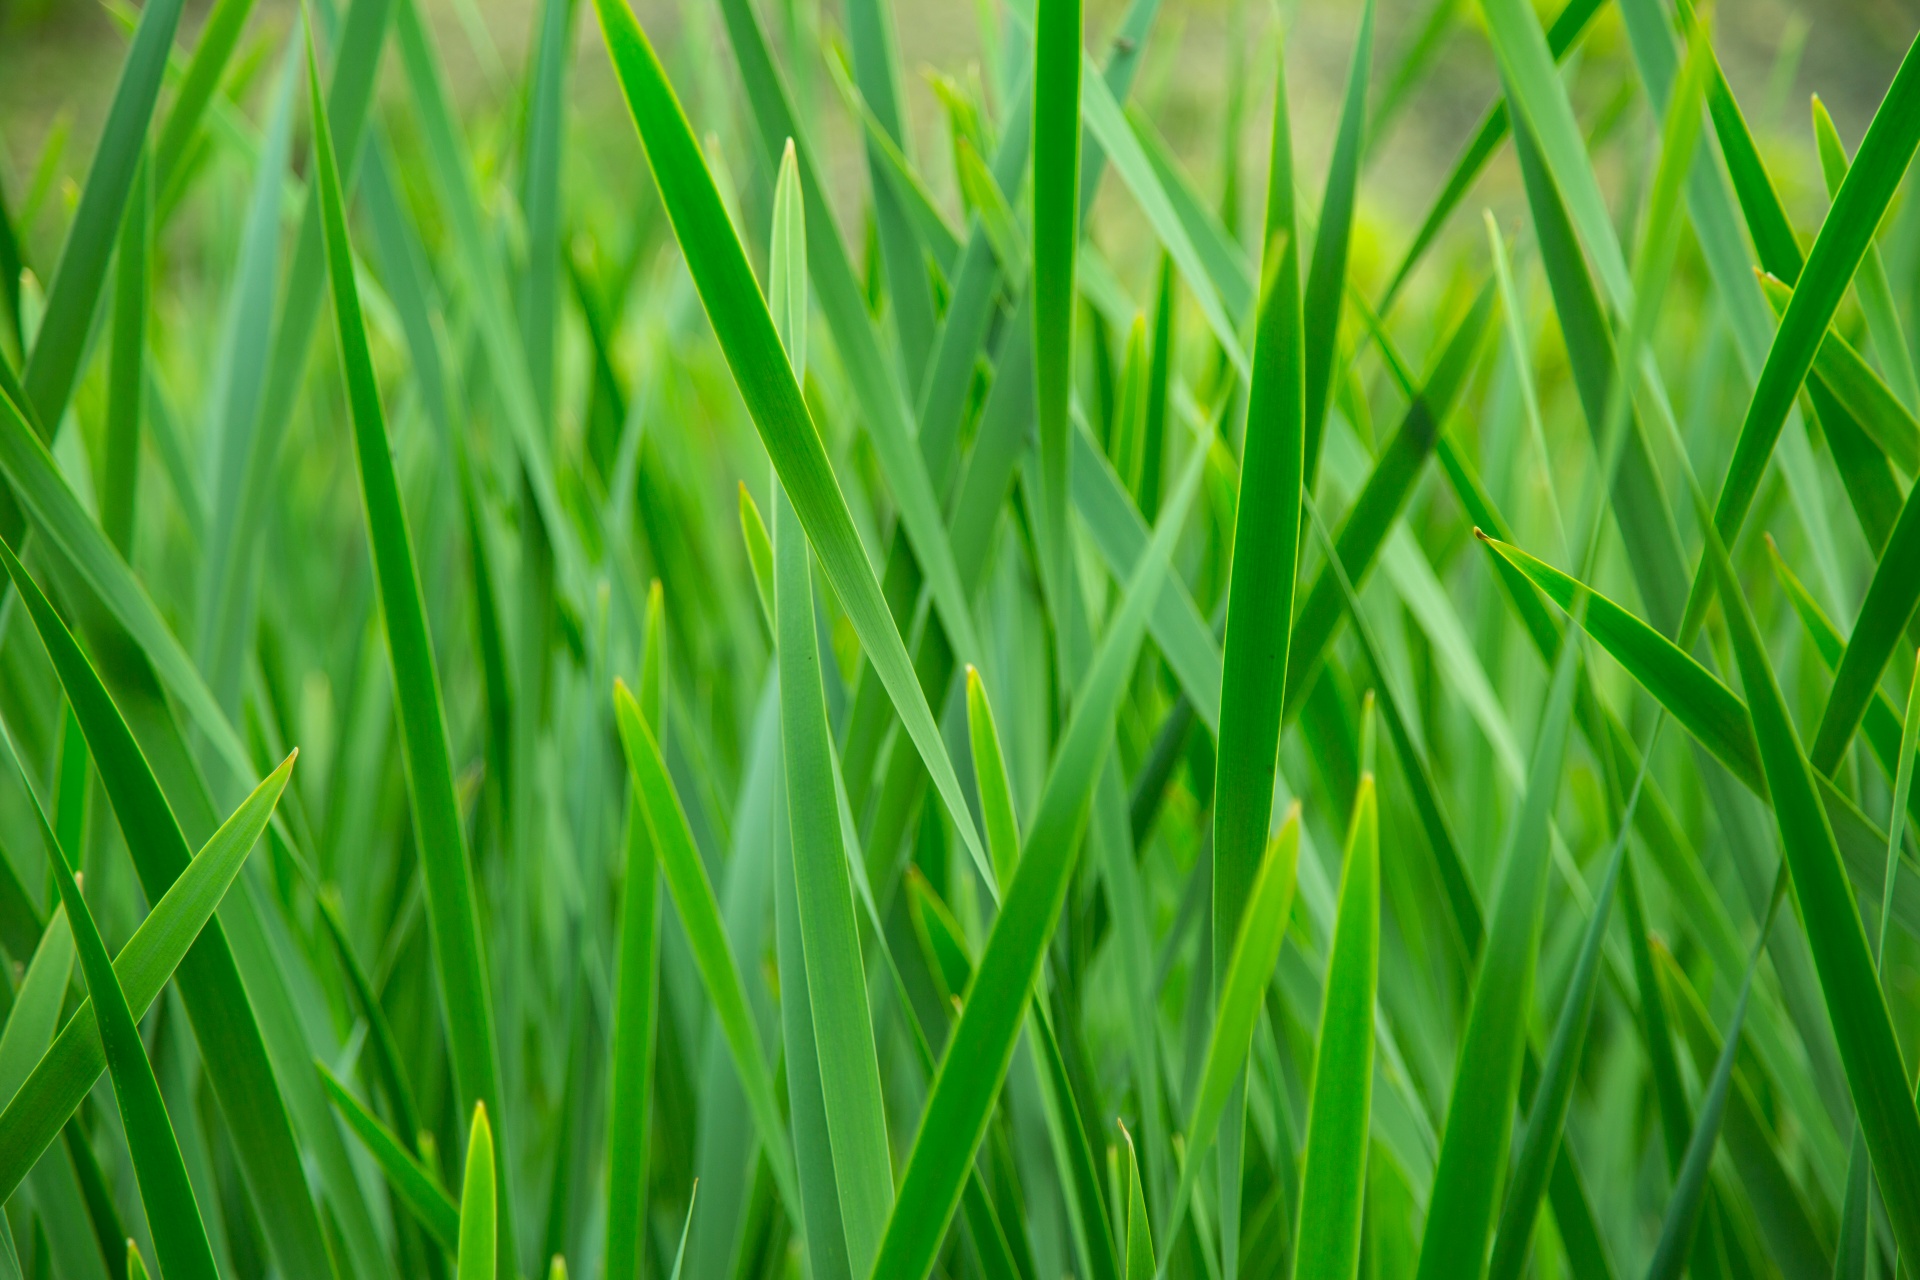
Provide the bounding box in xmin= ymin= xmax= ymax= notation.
xmin=19 ymin=0 xmax=183 ymax=428
xmin=589 ymin=0 xmax=990 ymax=887
xmin=1413 ymin=616 xmax=1582 ymax=1280
xmin=612 ymin=682 xmax=799 ymax=1212
xmin=1301 ymin=0 xmax=1372 ymax=484
xmin=1292 ymin=772 xmax=1378 ymax=1280
xmin=872 ymin=447 xmax=1204 ymax=1280
xmin=307 ymin=33 xmax=513 ymax=1265
xmin=1684 ymin=35 xmax=1920 ymax=642
xmin=605 ymin=583 xmax=667 ymax=1280
xmin=3 ymin=729 xmax=219 ymax=1280
xmin=321 ymin=1064 xmax=461 ymax=1252
xmin=458 ymin=1105 xmax=496 ymax=1280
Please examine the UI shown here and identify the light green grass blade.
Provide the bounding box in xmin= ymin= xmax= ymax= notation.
xmin=1812 ymin=94 xmax=1920 ymax=412
xmin=1685 ymin=36 xmax=1920 ymax=641
xmin=966 ymin=667 xmax=1022 ymax=887
xmin=2 ymin=727 xmax=219 ymax=1280
xmin=1292 ymin=774 xmax=1378 ymax=1280
xmin=605 ymin=583 xmax=666 ymax=1280
xmin=612 ymin=682 xmax=800 ymax=1213
xmin=1413 ymin=616 xmax=1581 ymax=1280
xmin=307 ymin=35 xmax=512 ymax=1266
xmin=872 ymin=446 xmax=1204 ymax=1280
xmin=151 ymin=0 xmax=259 ymax=204
xmin=589 ymin=0 xmax=989 ymax=888
xmin=0 ymin=907 xmax=73 ymax=1109
xmin=1032 ymin=0 xmax=1082 ymax=598
xmin=458 ymin=1105 xmax=496 ymax=1280
xmin=740 ymin=483 xmax=776 ymax=632
xmin=321 ymin=1063 xmax=461 ymax=1251
xmin=1301 ymin=0 xmax=1373 ymax=484
xmin=669 ymin=1184 xmax=698 ymax=1280
xmin=1120 ymin=1123 xmax=1153 ymax=1280
xmin=101 ymin=148 xmax=146 ymax=556
xmin=1172 ymin=812 xmax=1302 ymax=1231
xmin=0 ymin=749 xmax=291 ymax=1202
xmin=1692 ymin=476 xmax=1920 ymax=1260
xmin=20 ymin=0 xmax=183 ymax=427
xmin=1883 ymin=658 xmax=1920 ymax=969
xmin=126 ymin=1242 xmax=147 ymax=1280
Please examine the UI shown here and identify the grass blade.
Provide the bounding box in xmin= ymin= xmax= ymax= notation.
xmin=101 ymin=148 xmax=146 ymax=557
xmin=458 ymin=1105 xmax=496 ymax=1280
xmin=1032 ymin=0 xmax=1083 ymax=599
xmin=1291 ymin=773 xmax=1378 ymax=1280
xmin=1808 ymin=485 xmax=1920 ymax=773
xmin=322 ymin=1063 xmax=461 ymax=1251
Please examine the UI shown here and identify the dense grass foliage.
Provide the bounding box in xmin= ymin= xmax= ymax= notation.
xmin=3 ymin=0 xmax=1920 ymax=1277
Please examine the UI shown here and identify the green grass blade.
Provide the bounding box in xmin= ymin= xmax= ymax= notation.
xmin=308 ymin=32 xmax=513 ymax=1266
xmin=605 ymin=584 xmax=667 ymax=1280
xmin=3 ymin=730 xmax=219 ymax=1280
xmin=0 ymin=750 xmax=291 ymax=1202
xmin=20 ymin=0 xmax=183 ymax=428
xmin=740 ymin=483 xmax=777 ymax=632
xmin=1883 ymin=657 xmax=1920 ymax=971
xmin=0 ymin=907 xmax=72 ymax=1109
xmin=966 ymin=666 xmax=1023 ymax=887
xmin=589 ymin=0 xmax=989 ymax=886
xmin=101 ymin=148 xmax=146 ymax=557
xmin=458 ymin=1105 xmax=496 ymax=1280
xmin=1813 ymin=94 xmax=1920 ymax=411
xmin=1413 ymin=617 xmax=1581 ymax=1280
xmin=612 ymin=682 xmax=800 ymax=1212
xmin=1686 ymin=35 xmax=1920 ymax=640
xmin=1032 ymin=0 xmax=1082 ymax=597
xmin=1808 ymin=487 xmax=1920 ymax=773
xmin=151 ymin=0 xmax=259 ymax=204
xmin=1756 ymin=271 xmax=1919 ymax=476
xmin=872 ymin=446 xmax=1204 ymax=1280
xmin=1120 ymin=1123 xmax=1153 ymax=1280
xmin=775 ymin=480 xmax=895 ymax=1271
xmin=320 ymin=1063 xmax=461 ymax=1251
xmin=1301 ymin=0 xmax=1373 ymax=484
xmin=1292 ymin=775 xmax=1378 ymax=1280
xmin=1693 ymin=475 xmax=1920 ymax=1260
xmin=1215 ymin=38 xmax=1302 ymax=1003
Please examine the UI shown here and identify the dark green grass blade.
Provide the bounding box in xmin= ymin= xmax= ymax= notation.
xmin=1032 ymin=0 xmax=1082 ymax=596
xmin=589 ymin=0 xmax=989 ymax=885
xmin=1300 ymin=0 xmax=1372 ymax=485
xmin=0 ymin=750 xmax=291 ymax=1201
xmin=1413 ymin=618 xmax=1582 ymax=1280
xmin=2 ymin=728 xmax=219 ymax=1280
xmin=1693 ymin=478 xmax=1920 ymax=1259
xmin=1291 ymin=777 xmax=1377 ymax=1280
xmin=101 ymin=150 xmax=146 ymax=556
xmin=0 ymin=536 xmax=328 ymax=1280
xmin=1214 ymin=41 xmax=1302 ymax=991
xmin=20 ymin=0 xmax=183 ymax=429
xmin=872 ymin=449 xmax=1203 ymax=1280
xmin=1684 ymin=35 xmax=1920 ymax=641
xmin=1756 ymin=272 xmax=1919 ymax=475
xmin=320 ymin=1064 xmax=461 ymax=1251
xmin=307 ymin=35 xmax=512 ymax=1264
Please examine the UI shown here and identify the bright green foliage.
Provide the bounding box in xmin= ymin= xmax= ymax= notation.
xmin=7 ymin=4 xmax=1920 ymax=1280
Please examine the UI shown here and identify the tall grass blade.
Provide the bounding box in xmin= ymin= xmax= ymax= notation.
xmin=320 ymin=1063 xmax=461 ymax=1251
xmin=1032 ymin=0 xmax=1083 ymax=598
xmin=458 ymin=1105 xmax=496 ymax=1280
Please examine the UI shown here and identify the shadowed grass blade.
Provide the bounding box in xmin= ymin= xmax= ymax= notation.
xmin=1032 ymin=0 xmax=1083 ymax=593
xmin=1292 ymin=773 xmax=1377 ymax=1280
xmin=3 ymin=730 xmax=219 ymax=1280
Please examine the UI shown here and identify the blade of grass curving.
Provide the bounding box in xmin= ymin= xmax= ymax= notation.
xmin=1291 ymin=774 xmax=1378 ymax=1280
xmin=590 ymin=0 xmax=990 ymax=886
xmin=0 ymin=749 xmax=291 ymax=1202
xmin=1812 ymin=95 xmax=1920 ymax=411
xmin=458 ymin=1105 xmax=495 ymax=1280
xmin=605 ymin=583 xmax=667 ymax=1280
xmin=0 ymin=543 xmax=329 ymax=1280
xmin=100 ymin=149 xmax=145 ymax=557
xmin=871 ymin=446 xmax=1204 ymax=1280
xmin=1683 ymin=35 xmax=1920 ymax=643
xmin=612 ymin=682 xmax=799 ymax=1213
xmin=1379 ymin=0 xmax=1603 ymax=310
xmin=1032 ymin=0 xmax=1083 ymax=604
xmin=320 ymin=1064 xmax=460 ymax=1251
xmin=19 ymin=0 xmax=183 ymax=429
xmin=1691 ymin=471 xmax=1920 ymax=1260
xmin=1808 ymin=485 xmax=1920 ymax=773
xmin=2 ymin=729 xmax=218 ymax=1280
xmin=1301 ymin=0 xmax=1373 ymax=486
xmin=1413 ymin=613 xmax=1582 ymax=1280
xmin=306 ymin=33 xmax=514 ymax=1269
